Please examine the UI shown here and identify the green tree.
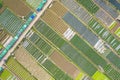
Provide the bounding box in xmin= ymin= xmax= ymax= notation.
xmin=0 ymin=0 xmax=2 ymax=9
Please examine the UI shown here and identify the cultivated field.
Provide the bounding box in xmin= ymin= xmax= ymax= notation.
xmin=0 ymin=9 xmax=24 ymax=36
xmin=25 ymin=0 xmax=42 ymax=9
xmin=3 ymin=0 xmax=31 ymax=16
xmin=34 ymin=20 xmax=97 ymax=76
xmin=41 ymin=9 xmax=68 ymax=34
xmin=0 ymin=69 xmax=18 ymax=80
xmin=6 ymin=57 xmax=37 ymax=80
xmin=60 ymin=0 xmax=92 ymax=24
xmin=34 ymin=20 xmax=65 ymax=48
xmin=95 ymin=9 xmax=113 ymax=27
xmin=76 ymin=0 xmax=99 ymax=14
xmin=88 ymin=19 xmax=120 ymax=54
xmin=104 ymin=65 xmax=120 ymax=80
xmin=93 ymin=0 xmax=119 ymax=18
xmin=70 ymin=35 xmax=107 ymax=68
xmin=50 ymin=51 xmax=81 ymax=79
xmin=0 ymin=29 xmax=10 ymax=44
xmin=14 ymin=46 xmax=51 ymax=80
xmin=50 ymin=1 xmax=68 ymax=17
xmin=63 ymin=12 xmax=99 ymax=46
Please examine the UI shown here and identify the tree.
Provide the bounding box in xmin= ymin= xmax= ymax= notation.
xmin=0 ymin=0 xmax=2 ymax=9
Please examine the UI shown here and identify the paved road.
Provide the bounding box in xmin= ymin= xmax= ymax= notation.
xmin=0 ymin=0 xmax=53 ymax=67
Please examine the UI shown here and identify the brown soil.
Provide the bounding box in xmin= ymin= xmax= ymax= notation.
xmin=50 ymin=51 xmax=80 ymax=79
xmin=3 ymin=0 xmax=31 ymax=16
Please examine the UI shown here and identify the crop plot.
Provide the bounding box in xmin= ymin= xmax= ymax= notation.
xmin=61 ymin=0 xmax=92 ymax=24
xmin=26 ymin=0 xmax=42 ymax=9
xmin=50 ymin=51 xmax=81 ymax=79
xmin=34 ymin=20 xmax=97 ymax=76
xmin=6 ymin=57 xmax=37 ymax=80
xmin=14 ymin=46 xmax=51 ymax=80
xmin=88 ymin=19 xmax=120 ymax=54
xmin=3 ymin=0 xmax=31 ymax=16
xmin=76 ymin=0 xmax=99 ymax=14
xmin=50 ymin=1 xmax=68 ymax=17
xmin=63 ymin=12 xmax=99 ymax=46
xmin=93 ymin=0 xmax=119 ymax=18
xmin=0 ymin=9 xmax=24 ymax=36
xmin=95 ymin=9 xmax=113 ymax=27
xmin=41 ymin=9 xmax=68 ymax=34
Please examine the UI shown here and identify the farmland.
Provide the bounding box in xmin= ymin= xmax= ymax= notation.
xmin=50 ymin=51 xmax=81 ymax=79
xmin=93 ymin=0 xmax=119 ymax=18
xmin=63 ymin=12 xmax=99 ymax=46
xmin=0 ymin=9 xmax=24 ymax=36
xmin=61 ymin=0 xmax=92 ymax=24
xmin=6 ymin=57 xmax=37 ymax=80
xmin=41 ymin=9 xmax=68 ymax=34
xmin=95 ymin=9 xmax=114 ymax=27
xmin=70 ymin=35 xmax=107 ymax=68
xmin=34 ymin=20 xmax=97 ymax=76
xmin=88 ymin=19 xmax=120 ymax=54
xmin=50 ymin=1 xmax=68 ymax=17
xmin=25 ymin=0 xmax=42 ymax=9
xmin=3 ymin=0 xmax=31 ymax=16
xmin=0 ymin=69 xmax=17 ymax=80
xmin=76 ymin=0 xmax=99 ymax=14
xmin=14 ymin=46 xmax=51 ymax=80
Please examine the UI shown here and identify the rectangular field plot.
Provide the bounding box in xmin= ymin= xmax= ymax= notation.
xmin=94 ymin=0 xmax=119 ymax=18
xmin=0 ymin=29 xmax=10 ymax=44
xmin=41 ymin=9 xmax=68 ymax=34
xmin=60 ymin=43 xmax=97 ymax=76
xmin=70 ymin=35 xmax=107 ymax=68
xmin=14 ymin=46 xmax=51 ymax=80
xmin=106 ymin=52 xmax=120 ymax=69
xmin=104 ymin=65 xmax=120 ymax=80
xmin=61 ymin=0 xmax=92 ymax=24
xmin=50 ymin=51 xmax=81 ymax=79
xmin=0 ymin=9 xmax=24 ymax=36
xmin=0 ymin=69 xmax=17 ymax=80
xmin=95 ymin=9 xmax=113 ymax=27
xmin=34 ymin=19 xmax=97 ymax=76
xmin=6 ymin=57 xmax=37 ymax=80
xmin=34 ymin=20 xmax=66 ymax=48
xmin=76 ymin=0 xmax=99 ymax=14
xmin=26 ymin=30 xmax=53 ymax=55
xmin=42 ymin=59 xmax=72 ymax=80
xmin=63 ymin=12 xmax=99 ymax=46
xmin=50 ymin=1 xmax=68 ymax=17
xmin=3 ymin=0 xmax=31 ymax=16
xmin=26 ymin=0 xmax=42 ymax=9
xmin=88 ymin=19 xmax=120 ymax=54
